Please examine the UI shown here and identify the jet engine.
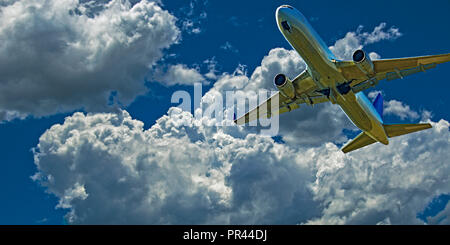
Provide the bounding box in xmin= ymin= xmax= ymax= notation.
xmin=274 ymin=74 xmax=296 ymax=99
xmin=352 ymin=49 xmax=375 ymax=76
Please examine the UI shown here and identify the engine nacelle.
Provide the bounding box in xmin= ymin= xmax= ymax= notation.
xmin=352 ymin=49 xmax=375 ymax=76
xmin=274 ymin=74 xmax=295 ymax=99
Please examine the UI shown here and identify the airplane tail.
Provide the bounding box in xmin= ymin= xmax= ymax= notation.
xmin=372 ymin=92 xmax=383 ymax=120
xmin=342 ymin=123 xmax=432 ymax=153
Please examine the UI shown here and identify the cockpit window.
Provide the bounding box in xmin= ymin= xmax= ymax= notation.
xmin=281 ymin=21 xmax=291 ymax=32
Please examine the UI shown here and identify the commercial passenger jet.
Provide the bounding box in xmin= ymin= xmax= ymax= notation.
xmin=234 ymin=5 xmax=450 ymax=153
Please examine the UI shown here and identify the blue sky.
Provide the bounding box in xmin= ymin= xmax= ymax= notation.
xmin=0 ymin=0 xmax=449 ymax=224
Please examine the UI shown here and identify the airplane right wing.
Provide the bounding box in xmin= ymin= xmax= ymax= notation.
xmin=373 ymin=53 xmax=450 ymax=81
xmin=234 ymin=70 xmax=329 ymax=125
xmin=337 ymin=53 xmax=450 ymax=92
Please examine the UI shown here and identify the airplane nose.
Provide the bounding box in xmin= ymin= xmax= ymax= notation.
xmin=279 ymin=5 xmax=294 ymax=10
xmin=276 ymin=5 xmax=296 ymax=23
xmin=276 ymin=5 xmax=309 ymax=33
xmin=276 ymin=5 xmax=293 ymax=32
xmin=276 ymin=5 xmax=292 ymax=18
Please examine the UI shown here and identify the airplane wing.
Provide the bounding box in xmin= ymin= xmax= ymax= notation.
xmin=341 ymin=132 xmax=376 ymax=153
xmin=234 ymin=70 xmax=329 ymax=125
xmin=337 ymin=53 xmax=450 ymax=92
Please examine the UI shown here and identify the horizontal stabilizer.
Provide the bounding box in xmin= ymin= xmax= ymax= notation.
xmin=341 ymin=132 xmax=376 ymax=153
xmin=342 ymin=123 xmax=432 ymax=153
xmin=383 ymin=123 xmax=432 ymax=138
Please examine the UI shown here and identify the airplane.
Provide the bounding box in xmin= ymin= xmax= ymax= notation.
xmin=234 ymin=5 xmax=450 ymax=153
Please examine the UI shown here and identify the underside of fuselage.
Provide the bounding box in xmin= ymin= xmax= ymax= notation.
xmin=276 ymin=5 xmax=390 ymax=145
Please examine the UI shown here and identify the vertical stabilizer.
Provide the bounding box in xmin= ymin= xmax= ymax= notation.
xmin=372 ymin=93 xmax=383 ymax=120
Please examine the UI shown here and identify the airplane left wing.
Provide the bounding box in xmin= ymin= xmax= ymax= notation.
xmin=234 ymin=71 xmax=329 ymax=125
xmin=234 ymin=91 xmax=284 ymax=125
xmin=341 ymin=132 xmax=376 ymax=153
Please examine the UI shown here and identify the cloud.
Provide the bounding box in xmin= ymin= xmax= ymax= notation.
xmin=0 ymin=109 xmax=27 ymax=122
xmin=203 ymin=57 xmax=219 ymax=80
xmin=0 ymin=0 xmax=179 ymax=119
xmin=182 ymin=19 xmax=201 ymax=34
xmin=359 ymin=23 xmax=402 ymax=45
xmin=367 ymin=90 xmax=383 ymax=100
xmin=220 ymin=41 xmax=239 ymax=53
xmin=383 ymin=99 xmax=420 ymax=120
xmin=155 ymin=64 xmax=207 ymax=86
xmin=369 ymin=91 xmax=421 ymax=120
xmin=56 ymin=182 xmax=89 ymax=210
xmin=33 ymin=107 xmax=450 ymax=224
xmin=305 ymin=118 xmax=450 ymax=225
xmin=178 ymin=0 xmax=207 ymax=35
xmin=329 ymin=23 xmax=402 ymax=60
xmin=32 ymin=108 xmax=318 ymax=224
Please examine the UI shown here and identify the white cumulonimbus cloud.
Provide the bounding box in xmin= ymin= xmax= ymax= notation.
xmin=155 ymin=64 xmax=208 ymax=86
xmin=383 ymin=100 xmax=420 ymax=120
xmin=0 ymin=0 xmax=180 ymax=120
xmin=329 ymin=22 xmax=401 ymax=60
xmin=369 ymin=90 xmax=422 ymax=121
xmin=33 ymin=107 xmax=450 ymax=224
